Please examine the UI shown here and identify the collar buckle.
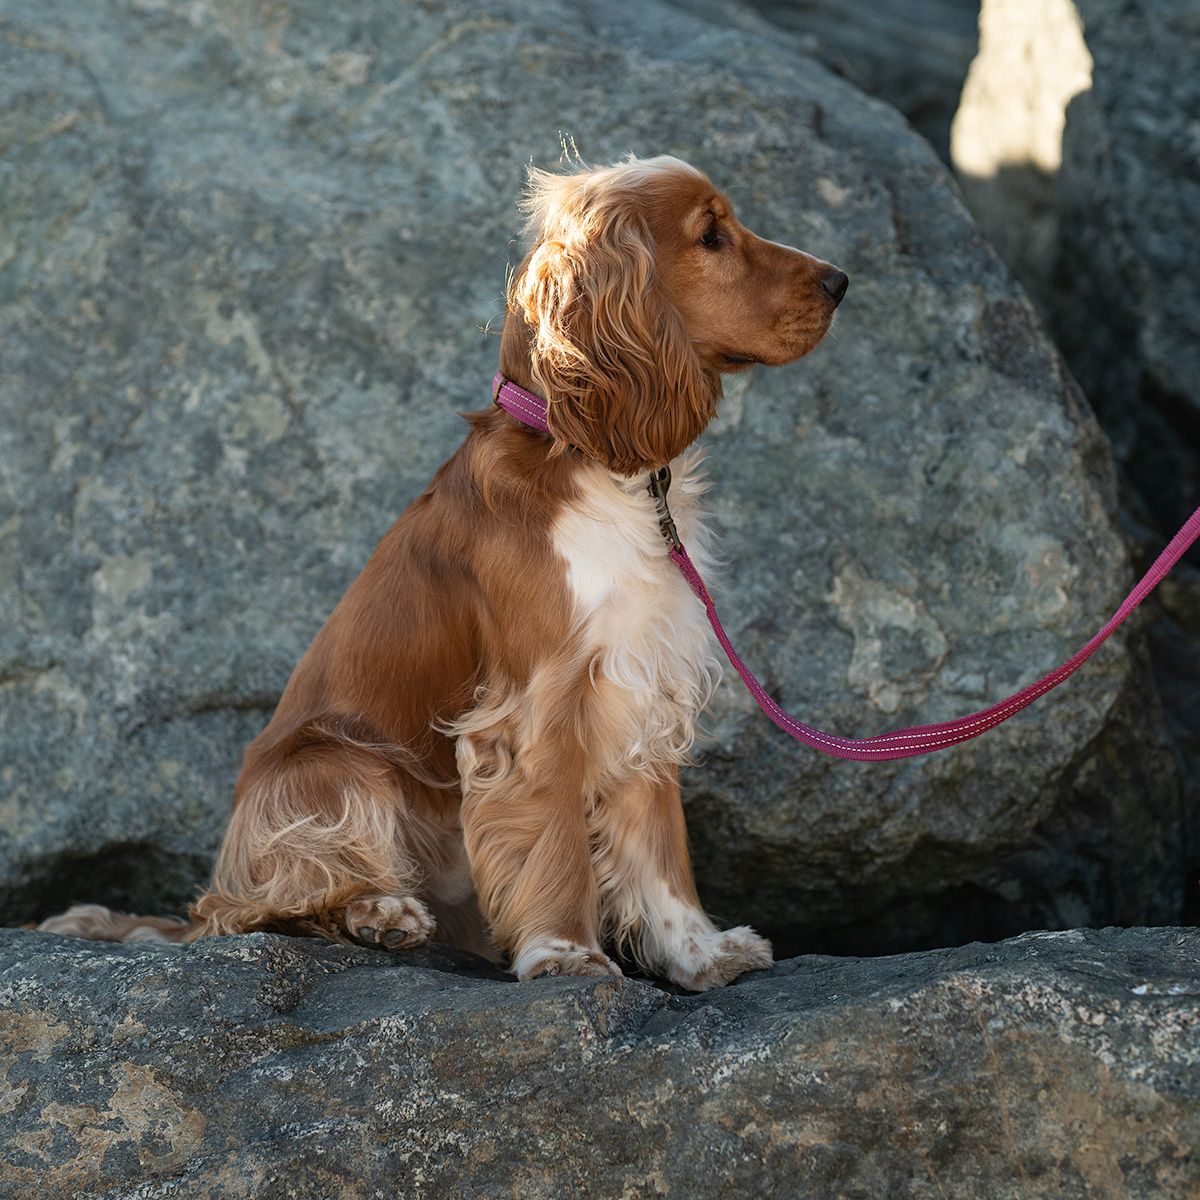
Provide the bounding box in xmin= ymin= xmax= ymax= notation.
xmin=647 ymin=465 xmax=682 ymax=552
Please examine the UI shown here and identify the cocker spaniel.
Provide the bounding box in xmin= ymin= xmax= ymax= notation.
xmin=43 ymin=155 xmax=847 ymax=989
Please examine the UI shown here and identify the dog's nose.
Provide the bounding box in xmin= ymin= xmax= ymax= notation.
xmin=821 ymin=268 xmax=849 ymax=305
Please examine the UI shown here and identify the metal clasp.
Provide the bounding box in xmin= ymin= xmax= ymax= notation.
xmin=647 ymin=465 xmax=682 ymax=552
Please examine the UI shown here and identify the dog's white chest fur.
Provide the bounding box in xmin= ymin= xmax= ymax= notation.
xmin=551 ymin=451 xmax=722 ymax=784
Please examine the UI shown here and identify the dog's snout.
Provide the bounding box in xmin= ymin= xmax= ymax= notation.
xmin=820 ymin=268 xmax=849 ymax=306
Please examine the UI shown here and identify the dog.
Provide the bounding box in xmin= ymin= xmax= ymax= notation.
xmin=41 ymin=155 xmax=847 ymax=989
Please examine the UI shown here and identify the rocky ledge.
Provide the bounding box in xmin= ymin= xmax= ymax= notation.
xmin=2 ymin=926 xmax=1198 ymax=1198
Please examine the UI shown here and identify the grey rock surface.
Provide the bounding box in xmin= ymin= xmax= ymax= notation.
xmin=1148 ymin=557 xmax=1200 ymax=923
xmin=1055 ymin=0 xmax=1200 ymax=553
xmin=952 ymin=0 xmax=1200 ymax=533
xmin=950 ymin=0 xmax=1093 ymax=315
xmin=952 ymin=0 xmax=1200 ymax=926
xmin=1059 ymin=0 xmax=1200 ymax=531
xmin=2 ymin=926 xmax=1199 ymax=1198
xmin=743 ymin=0 xmax=981 ymax=162
xmin=0 ymin=0 xmax=1183 ymax=953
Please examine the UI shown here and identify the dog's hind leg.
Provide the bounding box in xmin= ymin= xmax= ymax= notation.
xmin=36 ymin=905 xmax=194 ymax=943
xmin=189 ymin=729 xmax=437 ymax=951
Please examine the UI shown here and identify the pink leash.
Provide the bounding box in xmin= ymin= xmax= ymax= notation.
xmin=493 ymin=374 xmax=1200 ymax=761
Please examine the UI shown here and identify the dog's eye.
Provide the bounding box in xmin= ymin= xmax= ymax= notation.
xmin=699 ymin=224 xmax=723 ymax=250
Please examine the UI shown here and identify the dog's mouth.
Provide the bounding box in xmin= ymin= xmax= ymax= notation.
xmin=721 ymin=353 xmax=763 ymax=368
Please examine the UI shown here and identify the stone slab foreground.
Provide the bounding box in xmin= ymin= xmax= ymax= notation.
xmin=2 ymin=926 xmax=1197 ymax=1198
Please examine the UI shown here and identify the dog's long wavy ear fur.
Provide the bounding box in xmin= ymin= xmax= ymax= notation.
xmin=511 ymin=165 xmax=719 ymax=475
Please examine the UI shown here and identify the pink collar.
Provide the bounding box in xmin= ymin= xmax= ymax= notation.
xmin=493 ymin=372 xmax=680 ymax=547
xmin=489 ymin=372 xmax=1200 ymax=761
xmin=493 ymin=373 xmax=551 ymax=435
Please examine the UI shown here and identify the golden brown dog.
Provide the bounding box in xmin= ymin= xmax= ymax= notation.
xmin=43 ymin=155 xmax=847 ymax=989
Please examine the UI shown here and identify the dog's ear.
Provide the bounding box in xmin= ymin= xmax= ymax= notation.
xmin=511 ymin=169 xmax=718 ymax=475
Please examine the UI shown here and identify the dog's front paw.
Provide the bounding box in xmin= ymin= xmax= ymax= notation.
xmin=513 ymin=937 xmax=623 ymax=982
xmin=664 ymin=925 xmax=773 ymax=991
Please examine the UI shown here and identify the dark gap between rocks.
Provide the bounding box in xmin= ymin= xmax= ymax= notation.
xmin=14 ymin=841 xmax=208 ymax=927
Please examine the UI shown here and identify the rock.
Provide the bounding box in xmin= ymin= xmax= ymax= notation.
xmin=951 ymin=0 xmax=1200 ymax=533
xmin=739 ymin=0 xmax=982 ymax=162
xmin=951 ymin=0 xmax=1200 ymax=932
xmin=1147 ymin=557 xmax=1200 ymax=923
xmin=2 ymin=925 xmax=1199 ymax=1198
xmin=0 ymin=0 xmax=1182 ymax=954
xmin=950 ymin=0 xmax=1093 ymax=311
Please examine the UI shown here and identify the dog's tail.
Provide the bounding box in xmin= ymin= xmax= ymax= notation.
xmin=34 ymin=903 xmax=198 ymax=944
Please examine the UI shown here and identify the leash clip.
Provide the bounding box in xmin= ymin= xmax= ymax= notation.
xmin=647 ymin=465 xmax=682 ymax=552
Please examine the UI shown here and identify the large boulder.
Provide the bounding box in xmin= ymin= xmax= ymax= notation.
xmin=951 ymin=0 xmax=1200 ymax=533
xmin=0 ymin=0 xmax=1182 ymax=953
xmin=3 ymin=926 xmax=1199 ymax=1198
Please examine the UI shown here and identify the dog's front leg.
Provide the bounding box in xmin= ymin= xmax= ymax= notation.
xmin=457 ymin=716 xmax=620 ymax=981
xmin=593 ymin=766 xmax=773 ymax=990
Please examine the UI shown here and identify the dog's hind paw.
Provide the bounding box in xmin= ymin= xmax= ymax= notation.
xmin=343 ymin=895 xmax=436 ymax=951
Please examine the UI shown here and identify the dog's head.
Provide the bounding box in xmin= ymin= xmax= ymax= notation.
xmin=509 ymin=155 xmax=847 ymax=475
